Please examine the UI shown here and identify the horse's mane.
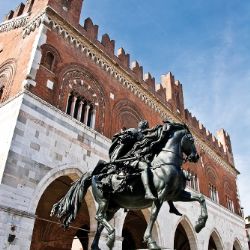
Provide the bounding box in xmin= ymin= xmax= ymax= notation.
xmin=169 ymin=122 xmax=190 ymax=132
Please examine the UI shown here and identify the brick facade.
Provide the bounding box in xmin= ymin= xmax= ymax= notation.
xmin=0 ymin=1 xmax=247 ymax=249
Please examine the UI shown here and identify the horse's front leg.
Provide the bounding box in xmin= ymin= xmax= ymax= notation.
xmin=144 ymin=200 xmax=162 ymax=250
xmin=91 ymin=222 xmax=104 ymax=250
xmin=176 ymin=190 xmax=208 ymax=233
xmin=92 ymin=177 xmax=116 ymax=249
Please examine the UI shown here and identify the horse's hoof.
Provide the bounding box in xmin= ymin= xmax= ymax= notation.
xmin=195 ymin=223 xmax=203 ymax=233
xmin=148 ymin=241 xmax=161 ymax=250
xmin=106 ymin=231 xmax=115 ymax=249
xmin=195 ymin=215 xmax=208 ymax=233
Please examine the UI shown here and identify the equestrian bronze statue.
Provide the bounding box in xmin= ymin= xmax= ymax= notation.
xmin=51 ymin=120 xmax=208 ymax=250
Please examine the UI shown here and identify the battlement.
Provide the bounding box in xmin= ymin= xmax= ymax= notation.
xmin=0 ymin=1 xmax=235 ymax=167
xmin=4 ymin=3 xmax=26 ymax=21
xmin=184 ymin=109 xmax=234 ymax=164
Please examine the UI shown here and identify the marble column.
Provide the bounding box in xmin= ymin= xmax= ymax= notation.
xmin=84 ymin=104 xmax=91 ymax=125
xmin=70 ymin=95 xmax=77 ymax=117
xmin=77 ymin=101 xmax=84 ymax=121
xmin=90 ymin=108 xmax=96 ymax=129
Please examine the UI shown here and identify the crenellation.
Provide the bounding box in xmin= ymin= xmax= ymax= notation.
xmin=143 ymin=73 xmax=156 ymax=92
xmin=101 ymin=33 xmax=115 ymax=55
xmin=155 ymin=83 xmax=166 ymax=102
xmin=175 ymin=79 xmax=180 ymax=86
xmin=83 ymin=17 xmax=99 ymax=40
xmin=131 ymin=61 xmax=143 ymax=81
xmin=205 ymin=129 xmax=213 ymax=141
xmin=117 ymin=48 xmax=130 ymax=68
xmin=198 ymin=121 xmax=206 ymax=136
xmin=216 ymin=128 xmax=234 ymax=165
xmin=161 ymin=72 xmax=175 ymax=102
xmin=4 ymin=10 xmax=14 ymax=21
xmin=187 ymin=112 xmax=199 ymax=130
xmin=0 ymin=1 xmax=246 ymax=249
xmin=13 ymin=3 xmax=26 ymax=18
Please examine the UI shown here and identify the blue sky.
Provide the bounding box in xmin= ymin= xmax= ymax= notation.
xmin=1 ymin=1 xmax=250 ymax=216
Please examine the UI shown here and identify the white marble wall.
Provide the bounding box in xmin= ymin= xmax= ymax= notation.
xmin=0 ymin=92 xmax=248 ymax=250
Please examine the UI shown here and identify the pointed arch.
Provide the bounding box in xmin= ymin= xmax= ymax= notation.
xmin=233 ymin=238 xmax=242 ymax=250
xmin=173 ymin=216 xmax=198 ymax=250
xmin=208 ymin=228 xmax=224 ymax=250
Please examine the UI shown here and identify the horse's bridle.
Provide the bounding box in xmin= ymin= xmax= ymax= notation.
xmin=161 ymin=149 xmax=188 ymax=162
xmin=161 ymin=131 xmax=194 ymax=163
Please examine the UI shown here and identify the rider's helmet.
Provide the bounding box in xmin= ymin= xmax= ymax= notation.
xmin=138 ymin=120 xmax=149 ymax=130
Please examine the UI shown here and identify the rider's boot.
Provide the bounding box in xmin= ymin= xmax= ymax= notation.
xmin=141 ymin=169 xmax=156 ymax=200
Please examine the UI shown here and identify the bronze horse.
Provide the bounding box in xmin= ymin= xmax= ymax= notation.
xmin=51 ymin=123 xmax=208 ymax=250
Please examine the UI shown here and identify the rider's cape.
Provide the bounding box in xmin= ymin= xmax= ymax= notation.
xmin=97 ymin=123 xmax=174 ymax=193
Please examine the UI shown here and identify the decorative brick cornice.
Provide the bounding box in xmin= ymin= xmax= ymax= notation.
xmin=195 ymin=139 xmax=238 ymax=176
xmin=22 ymin=11 xmax=49 ymax=38
xmin=0 ymin=14 xmax=29 ymax=33
xmin=22 ymin=8 xmax=238 ymax=176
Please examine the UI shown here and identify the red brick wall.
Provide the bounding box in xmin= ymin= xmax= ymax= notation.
xmin=0 ymin=0 xmax=241 ymax=215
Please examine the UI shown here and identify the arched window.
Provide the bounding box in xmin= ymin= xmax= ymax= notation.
xmin=209 ymin=183 xmax=219 ymax=203
xmin=226 ymin=195 xmax=234 ymax=212
xmin=66 ymin=92 xmax=96 ymax=129
xmin=41 ymin=44 xmax=61 ymax=73
xmin=186 ymin=170 xmax=199 ymax=192
xmin=44 ymin=52 xmax=55 ymax=71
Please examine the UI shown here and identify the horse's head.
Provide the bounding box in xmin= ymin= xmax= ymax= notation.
xmin=180 ymin=126 xmax=199 ymax=163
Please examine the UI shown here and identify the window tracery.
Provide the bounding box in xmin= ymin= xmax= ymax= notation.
xmin=66 ymin=92 xmax=96 ymax=128
xmin=57 ymin=65 xmax=106 ymax=133
xmin=209 ymin=183 xmax=219 ymax=203
xmin=226 ymin=195 xmax=234 ymax=212
xmin=186 ymin=170 xmax=199 ymax=192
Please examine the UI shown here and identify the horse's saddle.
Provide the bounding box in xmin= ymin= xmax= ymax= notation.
xmin=95 ymin=167 xmax=140 ymax=194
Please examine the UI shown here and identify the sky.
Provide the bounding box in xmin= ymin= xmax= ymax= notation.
xmin=1 ymin=1 xmax=250 ymax=216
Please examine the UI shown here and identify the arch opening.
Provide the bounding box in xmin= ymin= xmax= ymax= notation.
xmin=30 ymin=175 xmax=90 ymax=250
xmin=208 ymin=231 xmax=223 ymax=250
xmin=233 ymin=239 xmax=242 ymax=250
xmin=174 ymin=223 xmax=191 ymax=250
xmin=122 ymin=210 xmax=147 ymax=250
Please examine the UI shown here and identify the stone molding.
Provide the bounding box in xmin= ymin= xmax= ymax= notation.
xmin=21 ymin=8 xmax=238 ymax=176
xmin=0 ymin=204 xmax=35 ymax=219
xmin=22 ymin=11 xmax=48 ymax=38
xmin=0 ymin=59 xmax=16 ymax=102
xmin=0 ymin=14 xmax=29 ymax=33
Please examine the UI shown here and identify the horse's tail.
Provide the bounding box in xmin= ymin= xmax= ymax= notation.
xmin=50 ymin=172 xmax=92 ymax=228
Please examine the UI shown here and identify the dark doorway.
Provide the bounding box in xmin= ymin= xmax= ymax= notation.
xmin=174 ymin=223 xmax=190 ymax=250
xmin=30 ymin=175 xmax=90 ymax=250
xmin=122 ymin=210 xmax=147 ymax=250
